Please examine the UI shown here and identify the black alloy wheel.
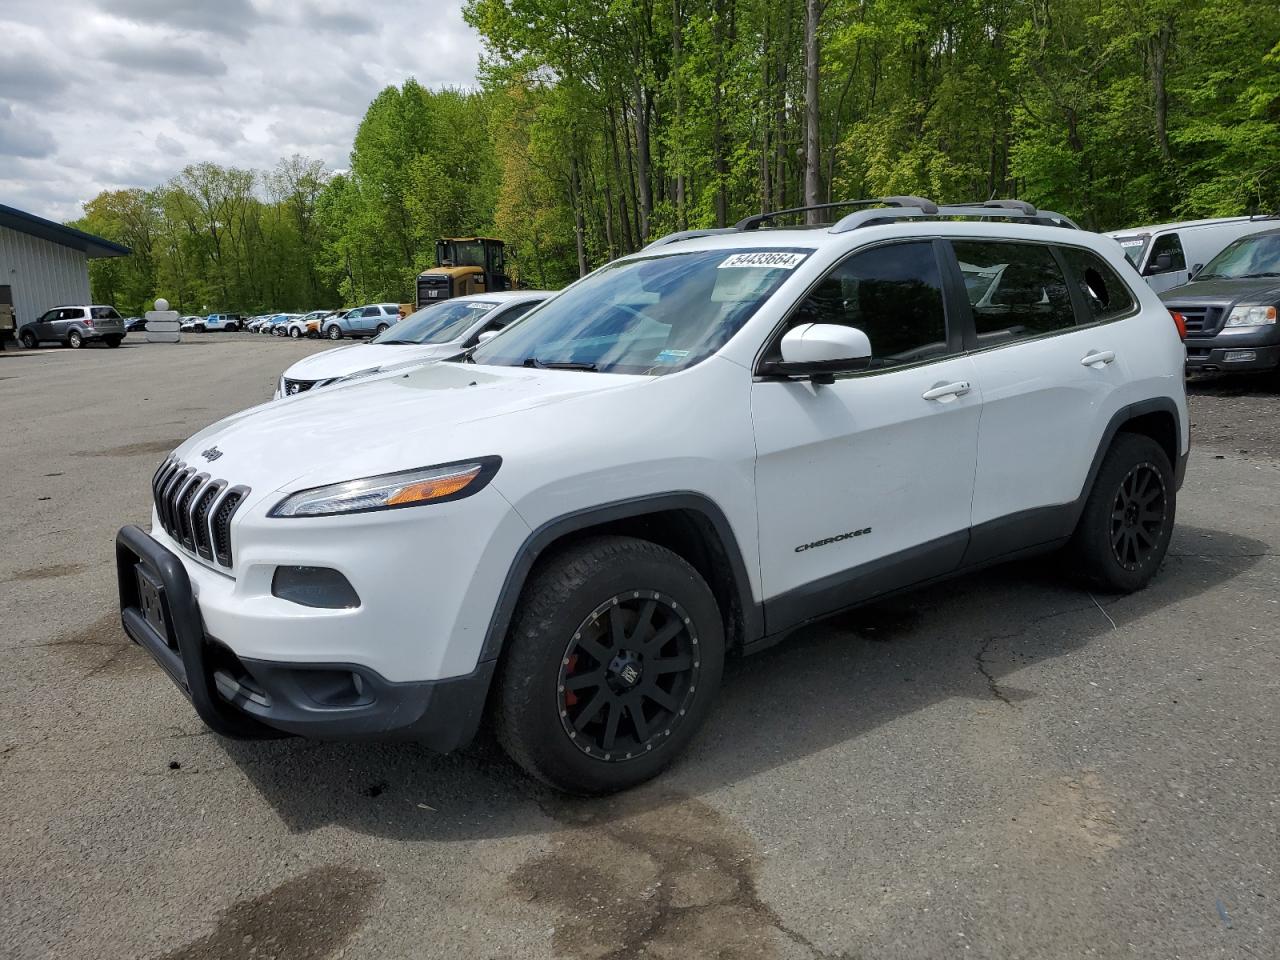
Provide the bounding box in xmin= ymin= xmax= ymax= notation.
xmin=557 ymin=591 xmax=700 ymax=762
xmin=1110 ymin=462 xmax=1167 ymax=571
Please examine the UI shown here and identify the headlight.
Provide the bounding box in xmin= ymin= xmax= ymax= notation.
xmin=269 ymin=458 xmax=501 ymax=517
xmin=1224 ymin=305 xmax=1277 ymax=327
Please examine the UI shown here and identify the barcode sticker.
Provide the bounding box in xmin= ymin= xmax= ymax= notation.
xmin=718 ymin=252 xmax=806 ymax=270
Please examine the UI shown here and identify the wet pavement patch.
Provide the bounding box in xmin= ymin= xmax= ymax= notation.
xmin=514 ymin=793 xmax=826 ymax=959
xmin=6 ymin=562 xmax=88 ymax=581
xmin=76 ymin=438 xmax=186 ymax=457
xmin=156 ymin=865 xmax=382 ymax=960
xmin=47 ymin=611 xmax=145 ymax=676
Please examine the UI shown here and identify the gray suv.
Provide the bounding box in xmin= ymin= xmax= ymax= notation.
xmin=19 ymin=305 xmax=126 ymax=349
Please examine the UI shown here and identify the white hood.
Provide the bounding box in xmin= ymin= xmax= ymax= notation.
xmin=175 ymin=361 xmax=648 ymax=502
xmin=281 ymin=342 xmax=464 ymax=384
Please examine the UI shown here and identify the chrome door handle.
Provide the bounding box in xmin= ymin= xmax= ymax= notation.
xmin=922 ymin=381 xmax=971 ymax=401
xmin=1080 ymin=350 xmax=1116 ymax=367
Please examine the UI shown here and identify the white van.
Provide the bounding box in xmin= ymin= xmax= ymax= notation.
xmin=1107 ymin=216 xmax=1280 ymax=293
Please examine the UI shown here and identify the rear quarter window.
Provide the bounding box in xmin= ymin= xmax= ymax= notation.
xmin=1059 ymin=247 xmax=1136 ymax=323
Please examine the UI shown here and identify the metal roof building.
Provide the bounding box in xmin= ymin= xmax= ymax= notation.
xmin=0 ymin=203 xmax=131 ymax=327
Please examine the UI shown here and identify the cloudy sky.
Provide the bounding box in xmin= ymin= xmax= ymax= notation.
xmin=0 ymin=0 xmax=482 ymax=222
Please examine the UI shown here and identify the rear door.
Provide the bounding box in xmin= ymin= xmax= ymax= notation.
xmin=952 ymin=238 xmax=1138 ymax=563
xmin=56 ymin=308 xmax=83 ymax=339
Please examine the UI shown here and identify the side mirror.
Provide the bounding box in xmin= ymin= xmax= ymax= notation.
xmin=476 ymin=329 xmax=500 ymax=344
xmin=1190 ymin=263 xmax=1203 ymax=279
xmin=1146 ymin=253 xmax=1174 ymax=274
xmin=763 ymin=323 xmax=872 ymax=383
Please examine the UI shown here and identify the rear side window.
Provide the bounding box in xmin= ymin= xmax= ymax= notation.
xmin=952 ymin=240 xmax=1075 ymax=347
xmin=788 ymin=241 xmax=949 ymax=369
xmin=60 ymin=308 xmax=85 ymax=320
xmin=1147 ymin=232 xmax=1185 ymax=273
xmin=1059 ymin=247 xmax=1135 ymax=322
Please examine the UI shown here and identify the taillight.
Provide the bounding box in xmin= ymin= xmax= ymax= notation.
xmin=84 ymin=318 xmax=94 ymax=327
xmin=1169 ymin=310 xmax=1187 ymax=340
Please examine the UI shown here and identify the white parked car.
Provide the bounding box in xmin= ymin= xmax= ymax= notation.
xmin=274 ymin=292 xmax=550 ymax=397
xmin=283 ymin=310 xmax=333 ymax=339
xmin=116 ymin=198 xmax=1189 ymax=795
xmin=178 ymin=315 xmax=205 ymax=332
xmin=1106 ymin=215 xmax=1280 ymax=293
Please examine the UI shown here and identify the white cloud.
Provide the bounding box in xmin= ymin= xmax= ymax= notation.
xmin=0 ymin=0 xmax=482 ymax=220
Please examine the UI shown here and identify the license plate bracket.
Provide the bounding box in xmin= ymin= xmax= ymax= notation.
xmin=135 ymin=563 xmax=175 ymax=648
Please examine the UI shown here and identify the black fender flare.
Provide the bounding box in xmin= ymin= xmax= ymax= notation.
xmin=1077 ymin=396 xmax=1186 ymax=512
xmin=478 ymin=492 xmax=762 ymax=663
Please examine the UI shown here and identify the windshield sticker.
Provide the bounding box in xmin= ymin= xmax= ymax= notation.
xmin=1119 ymin=239 xmax=1145 ymax=248
xmin=718 ymin=252 xmax=806 ymax=270
xmin=654 ymin=349 xmax=691 ymax=364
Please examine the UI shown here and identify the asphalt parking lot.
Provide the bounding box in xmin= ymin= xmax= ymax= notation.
xmin=2 ymin=335 xmax=1277 ymax=960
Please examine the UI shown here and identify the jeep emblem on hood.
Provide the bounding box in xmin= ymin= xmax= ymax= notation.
xmin=200 ymin=446 xmax=224 ymax=462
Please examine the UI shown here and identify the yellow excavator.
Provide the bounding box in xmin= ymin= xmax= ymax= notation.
xmin=414 ymin=238 xmax=509 ymax=308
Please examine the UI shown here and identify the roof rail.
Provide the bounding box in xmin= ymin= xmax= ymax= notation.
xmin=643 ymin=227 xmax=739 ymax=249
xmin=734 ymin=196 xmax=938 ymax=231
xmin=830 ymin=199 xmax=1081 ymax=233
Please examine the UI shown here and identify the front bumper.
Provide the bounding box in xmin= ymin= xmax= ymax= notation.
xmin=115 ymin=524 xmax=493 ymax=748
xmin=1185 ymin=331 xmax=1280 ymax=372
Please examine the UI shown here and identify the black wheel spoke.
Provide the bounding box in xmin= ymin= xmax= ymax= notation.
xmin=608 ymin=604 xmax=627 ymax=650
xmin=576 ymin=635 xmax=612 ymax=667
xmin=601 ymin=701 xmax=621 ymax=750
xmin=649 ymin=654 xmax=692 ymax=674
xmin=626 ymin=695 xmax=651 ymax=742
xmin=641 ymin=682 xmax=679 ymax=712
xmin=629 ymin=599 xmax=656 ymax=645
xmin=573 ymin=690 xmax=608 ymax=731
xmin=1134 ymin=525 xmax=1157 ymax=548
xmin=642 ymin=619 xmax=683 ymax=655
xmin=566 ymin=670 xmax=605 ymax=692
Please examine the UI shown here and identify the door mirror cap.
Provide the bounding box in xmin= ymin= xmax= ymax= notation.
xmin=1147 ymin=252 xmax=1174 ymax=274
xmin=476 ymin=329 xmax=500 ymax=344
xmin=1190 ymin=262 xmax=1204 ymax=279
xmin=765 ymin=323 xmax=873 ymax=381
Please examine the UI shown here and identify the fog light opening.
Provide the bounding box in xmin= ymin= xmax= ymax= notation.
xmin=1223 ymin=350 xmax=1257 ymax=363
xmin=271 ymin=565 xmax=360 ymax=609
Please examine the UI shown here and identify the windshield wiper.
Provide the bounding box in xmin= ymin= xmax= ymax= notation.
xmin=1239 ymin=272 xmax=1280 ymax=278
xmin=523 ymin=357 xmax=598 ymax=371
xmin=375 ymin=338 xmax=416 ymax=345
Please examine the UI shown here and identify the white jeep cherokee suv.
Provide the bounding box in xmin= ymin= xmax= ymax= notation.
xmin=116 ymin=198 xmax=1188 ymax=795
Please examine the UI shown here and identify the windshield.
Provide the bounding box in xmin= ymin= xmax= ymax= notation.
xmin=1113 ymin=235 xmax=1148 ymax=266
xmin=1197 ymin=232 xmax=1280 ymax=279
xmin=468 ymin=248 xmax=810 ymax=375
xmin=375 ymin=299 xmax=498 ymax=344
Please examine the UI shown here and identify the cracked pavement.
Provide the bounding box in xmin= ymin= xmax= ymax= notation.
xmin=2 ymin=339 xmax=1277 ymax=959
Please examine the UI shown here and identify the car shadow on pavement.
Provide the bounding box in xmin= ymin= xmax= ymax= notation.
xmin=216 ymin=522 xmax=1266 ymax=840
xmin=1186 ymin=371 xmax=1280 ymax=396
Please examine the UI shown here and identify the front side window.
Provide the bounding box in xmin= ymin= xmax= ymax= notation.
xmin=1060 ymin=247 xmax=1136 ymax=322
xmin=1147 ymin=232 xmax=1185 ymax=273
xmin=779 ymin=241 xmax=949 ymax=369
xmin=469 ymin=248 xmax=810 ymax=375
xmin=375 ymin=300 xmax=497 ymax=344
xmin=952 ymin=240 xmax=1075 ymax=346
xmin=1197 ymin=232 xmax=1280 ymax=280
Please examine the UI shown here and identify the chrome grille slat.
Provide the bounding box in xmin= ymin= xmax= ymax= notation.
xmin=150 ymin=459 xmax=249 ymax=570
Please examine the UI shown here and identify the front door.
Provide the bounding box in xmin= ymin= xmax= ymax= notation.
xmin=751 ymin=239 xmax=982 ymax=633
xmin=33 ymin=309 xmax=58 ymax=340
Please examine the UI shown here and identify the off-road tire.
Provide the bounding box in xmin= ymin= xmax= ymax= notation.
xmin=494 ymin=535 xmax=725 ymax=795
xmin=1069 ymin=432 xmax=1175 ymax=593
